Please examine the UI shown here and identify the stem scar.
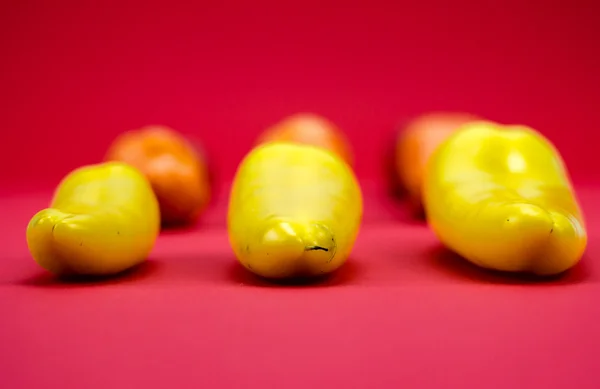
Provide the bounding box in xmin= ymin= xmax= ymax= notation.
xmin=305 ymin=246 xmax=328 ymax=252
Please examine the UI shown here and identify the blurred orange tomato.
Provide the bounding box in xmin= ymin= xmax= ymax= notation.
xmin=256 ymin=113 xmax=354 ymax=166
xmin=105 ymin=125 xmax=211 ymax=226
xmin=395 ymin=112 xmax=480 ymax=209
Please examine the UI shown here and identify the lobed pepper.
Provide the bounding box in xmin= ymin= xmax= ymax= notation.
xmin=228 ymin=142 xmax=362 ymax=279
xmin=423 ymin=121 xmax=587 ymax=276
xmin=26 ymin=162 xmax=160 ymax=276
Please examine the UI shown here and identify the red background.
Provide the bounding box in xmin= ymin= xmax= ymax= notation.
xmin=2 ymin=0 xmax=599 ymax=189
xmin=1 ymin=1 xmax=599 ymax=388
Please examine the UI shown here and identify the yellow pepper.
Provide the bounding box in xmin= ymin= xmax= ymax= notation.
xmin=228 ymin=142 xmax=363 ymax=279
xmin=26 ymin=162 xmax=160 ymax=276
xmin=423 ymin=121 xmax=587 ymax=276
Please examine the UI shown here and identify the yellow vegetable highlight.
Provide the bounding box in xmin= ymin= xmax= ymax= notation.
xmin=423 ymin=121 xmax=587 ymax=276
xmin=26 ymin=162 xmax=160 ymax=276
xmin=228 ymin=142 xmax=363 ymax=279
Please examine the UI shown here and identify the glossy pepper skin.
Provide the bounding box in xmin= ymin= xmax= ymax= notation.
xmin=423 ymin=121 xmax=587 ymax=276
xmin=26 ymin=162 xmax=160 ymax=276
xmin=228 ymin=142 xmax=363 ymax=279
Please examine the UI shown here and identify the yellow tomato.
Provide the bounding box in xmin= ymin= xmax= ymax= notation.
xmin=423 ymin=121 xmax=587 ymax=276
xmin=26 ymin=162 xmax=160 ymax=276
xmin=228 ymin=142 xmax=363 ymax=279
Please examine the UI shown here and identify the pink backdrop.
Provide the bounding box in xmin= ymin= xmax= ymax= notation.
xmin=2 ymin=0 xmax=598 ymax=190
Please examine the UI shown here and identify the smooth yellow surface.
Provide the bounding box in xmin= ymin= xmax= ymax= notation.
xmin=423 ymin=121 xmax=587 ymax=276
xmin=26 ymin=162 xmax=160 ymax=276
xmin=228 ymin=142 xmax=363 ymax=279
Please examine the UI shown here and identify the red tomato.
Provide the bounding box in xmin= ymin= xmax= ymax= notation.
xmin=105 ymin=125 xmax=211 ymax=226
xmin=256 ymin=113 xmax=354 ymax=166
xmin=395 ymin=112 xmax=481 ymax=210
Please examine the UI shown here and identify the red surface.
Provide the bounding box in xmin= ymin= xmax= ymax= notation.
xmin=1 ymin=184 xmax=600 ymax=388
xmin=2 ymin=0 xmax=600 ymax=388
